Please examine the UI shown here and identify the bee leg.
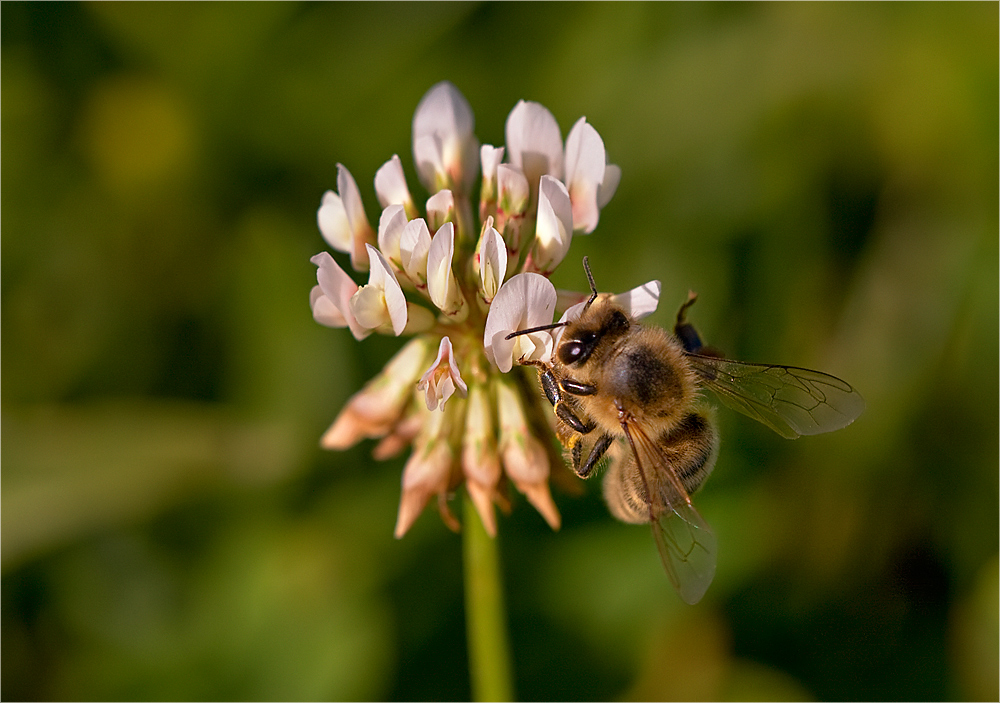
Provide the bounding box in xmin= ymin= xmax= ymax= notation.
xmin=521 ymin=359 xmax=560 ymax=407
xmin=556 ymin=402 xmax=595 ymax=435
xmin=674 ymin=290 xmax=704 ymax=354
xmin=573 ymin=433 xmax=613 ymax=479
xmin=559 ymin=378 xmax=598 ymax=396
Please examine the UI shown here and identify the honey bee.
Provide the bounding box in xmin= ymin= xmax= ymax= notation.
xmin=507 ymin=258 xmax=865 ymax=604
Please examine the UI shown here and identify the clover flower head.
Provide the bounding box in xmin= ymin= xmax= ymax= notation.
xmin=310 ymin=81 xmax=622 ymax=537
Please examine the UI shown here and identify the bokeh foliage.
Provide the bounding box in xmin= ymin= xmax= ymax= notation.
xmin=3 ymin=2 xmax=997 ymax=701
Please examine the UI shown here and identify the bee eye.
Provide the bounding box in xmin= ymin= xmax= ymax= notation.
xmin=559 ymin=341 xmax=585 ymax=364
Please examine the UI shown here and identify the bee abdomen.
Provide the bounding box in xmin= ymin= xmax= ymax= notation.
xmin=661 ymin=410 xmax=719 ymax=496
xmin=602 ymin=409 xmax=719 ymax=525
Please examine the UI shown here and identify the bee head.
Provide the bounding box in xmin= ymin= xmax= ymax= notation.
xmin=557 ymin=300 xmax=630 ymax=366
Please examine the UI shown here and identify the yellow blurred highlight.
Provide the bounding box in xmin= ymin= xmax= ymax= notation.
xmin=950 ymin=554 xmax=999 ymax=701
xmin=78 ymin=76 xmax=196 ymax=194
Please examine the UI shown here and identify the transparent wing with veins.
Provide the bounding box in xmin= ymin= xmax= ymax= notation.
xmin=685 ymin=354 xmax=865 ymax=439
xmin=620 ymin=419 xmax=716 ymax=605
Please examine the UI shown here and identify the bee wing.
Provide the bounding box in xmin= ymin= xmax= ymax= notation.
xmin=623 ymin=419 xmax=717 ymax=604
xmin=685 ymin=353 xmax=865 ymax=439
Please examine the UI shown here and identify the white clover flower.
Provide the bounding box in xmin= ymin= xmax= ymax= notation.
xmin=317 ymin=164 xmax=377 ymax=271
xmin=417 ymin=335 xmax=468 ymax=411
xmin=426 ymin=189 xmax=455 ymax=232
xmin=310 ymin=82 xmax=626 ymax=537
xmin=413 ymin=81 xmax=479 ymax=196
xmin=399 ymin=217 xmax=432 ymax=289
xmin=505 ymin=100 xmax=564 ymax=189
xmin=426 ymin=222 xmax=469 ymax=322
xmin=374 ymin=154 xmax=418 ymax=219
xmin=526 ymin=175 xmax=574 ymax=275
xmin=564 ymin=117 xmax=620 ymax=234
xmin=479 ymin=144 xmax=505 ymax=221
xmin=483 ymin=272 xmax=557 ymax=373
xmin=477 ymin=224 xmax=507 ymax=304
xmin=349 ymin=244 xmax=408 ymax=335
xmin=377 ymin=204 xmax=409 ymax=272
xmin=310 ymin=251 xmax=367 ymax=340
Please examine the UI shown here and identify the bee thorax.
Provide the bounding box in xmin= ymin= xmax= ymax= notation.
xmin=604 ymin=338 xmax=694 ymax=427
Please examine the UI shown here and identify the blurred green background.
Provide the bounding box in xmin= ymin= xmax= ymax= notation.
xmin=3 ymin=2 xmax=997 ymax=701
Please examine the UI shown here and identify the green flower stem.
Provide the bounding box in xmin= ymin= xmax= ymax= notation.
xmin=463 ymin=492 xmax=515 ymax=702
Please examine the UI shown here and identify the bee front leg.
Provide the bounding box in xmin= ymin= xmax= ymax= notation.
xmin=521 ymin=359 xmax=560 ymax=407
xmin=572 ymin=433 xmax=613 ymax=479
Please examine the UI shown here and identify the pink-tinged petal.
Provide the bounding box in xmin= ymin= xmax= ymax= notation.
xmin=310 ymin=284 xmax=347 ymax=328
xmin=598 ymin=163 xmax=621 ymax=209
xmin=377 ymin=204 xmax=408 ymax=269
xmin=412 ymin=81 xmax=479 ymax=195
xmin=372 ymin=411 xmax=424 ymax=461
xmin=337 ymin=163 xmax=376 ymax=270
xmin=310 ymin=251 xmax=368 ymax=340
xmin=462 ymin=383 xmax=501 ymax=536
xmin=495 ymin=377 xmax=560 ymax=530
xmin=394 ymin=397 xmax=466 ymax=537
xmin=478 ymin=225 xmax=507 ymax=303
xmin=495 ymin=163 xmax=530 ymax=253
xmin=528 ymin=175 xmax=574 ymax=274
xmin=426 ymin=222 xmax=468 ymax=319
xmin=374 ymin=155 xmax=417 ymax=219
xmin=505 ymin=100 xmax=564 ymax=186
xmin=611 ymin=280 xmax=661 ymax=319
xmin=366 ymin=244 xmax=408 ymax=336
xmin=417 ymin=336 xmax=468 ymax=411
xmin=399 ymin=218 xmax=432 ymax=287
xmin=317 ymin=190 xmax=352 ymax=252
xmin=483 ymin=272 xmax=557 ymax=372
xmin=426 ymin=189 xmax=455 ymax=232
xmin=564 ymin=117 xmax=607 ymax=234
xmin=320 ymin=337 xmax=435 ymax=450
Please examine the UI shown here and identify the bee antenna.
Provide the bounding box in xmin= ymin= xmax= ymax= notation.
xmin=505 ymin=321 xmax=567 ymax=340
xmin=582 ymin=256 xmax=598 ymax=309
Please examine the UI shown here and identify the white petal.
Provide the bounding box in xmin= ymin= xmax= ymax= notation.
xmin=374 ymin=155 xmax=413 ymax=211
xmin=365 ymin=244 xmax=408 ymax=336
xmin=598 ymin=163 xmax=621 ymax=209
xmin=497 ymin=164 xmax=529 ymax=215
xmin=611 ymin=280 xmax=661 ymax=319
xmin=426 ymin=189 xmax=455 ymax=231
xmin=483 ymin=272 xmax=557 ymax=372
xmin=310 ymin=252 xmax=368 ymax=340
xmin=480 ymin=144 xmax=505 ymax=184
xmin=310 ymin=284 xmax=348 ymax=328
xmin=412 ymin=81 xmax=478 ymax=193
xmin=350 ymin=285 xmax=391 ymax=329
xmin=337 ymin=164 xmax=369 ymax=236
xmin=335 ymin=163 xmax=375 ymax=270
xmin=426 ymin=222 xmax=457 ymax=311
xmin=412 ymin=134 xmax=444 ymax=193
xmin=564 ymin=117 xmax=607 ymax=234
xmin=531 ymin=175 xmax=574 ymax=273
xmin=479 ymin=226 xmax=508 ymax=302
xmin=399 ymin=218 xmax=432 ymax=284
xmin=317 ymin=191 xmax=352 ymax=252
xmin=377 ymin=204 xmax=408 ymax=267
xmin=504 ymin=100 xmax=564 ymax=184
